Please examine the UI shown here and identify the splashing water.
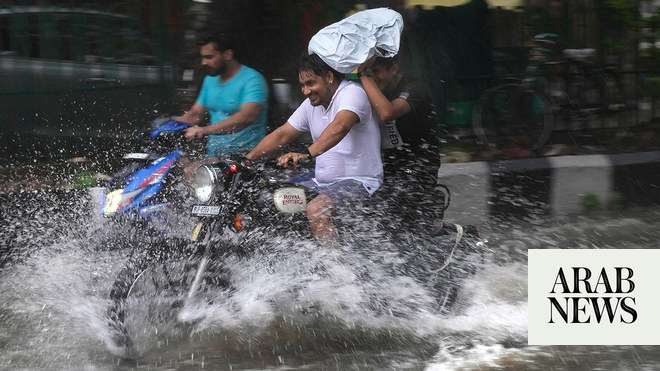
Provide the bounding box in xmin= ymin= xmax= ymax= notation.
xmin=2 ymin=189 xmax=659 ymax=369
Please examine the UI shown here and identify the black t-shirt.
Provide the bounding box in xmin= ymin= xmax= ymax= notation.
xmin=381 ymin=74 xmax=440 ymax=181
xmin=382 ymin=75 xmax=439 ymax=148
xmin=380 ymin=75 xmax=443 ymax=218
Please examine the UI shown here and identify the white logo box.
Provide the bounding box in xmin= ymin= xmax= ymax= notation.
xmin=528 ymin=249 xmax=660 ymax=345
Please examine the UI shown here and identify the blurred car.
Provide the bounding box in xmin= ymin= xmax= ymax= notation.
xmin=0 ymin=6 xmax=174 ymax=163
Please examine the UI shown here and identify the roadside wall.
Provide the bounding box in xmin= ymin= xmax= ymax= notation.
xmin=438 ymin=151 xmax=660 ymax=225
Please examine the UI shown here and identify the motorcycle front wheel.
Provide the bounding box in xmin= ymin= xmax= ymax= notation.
xmin=106 ymin=254 xmax=190 ymax=357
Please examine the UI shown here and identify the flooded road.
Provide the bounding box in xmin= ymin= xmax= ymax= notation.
xmin=1 ymin=189 xmax=659 ymax=370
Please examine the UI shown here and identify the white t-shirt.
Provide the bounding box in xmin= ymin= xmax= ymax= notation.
xmin=288 ymin=80 xmax=383 ymax=194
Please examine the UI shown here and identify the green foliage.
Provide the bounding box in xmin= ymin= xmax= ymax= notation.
xmin=580 ymin=192 xmax=626 ymax=214
xmin=642 ymin=76 xmax=660 ymax=99
xmin=74 ymin=171 xmax=97 ymax=189
xmin=581 ymin=194 xmax=601 ymax=214
xmin=600 ymin=0 xmax=640 ymax=58
xmin=607 ymin=191 xmax=625 ymax=211
xmin=603 ymin=0 xmax=639 ymax=31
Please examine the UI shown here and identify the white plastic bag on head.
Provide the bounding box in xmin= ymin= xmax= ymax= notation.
xmin=307 ymin=8 xmax=404 ymax=73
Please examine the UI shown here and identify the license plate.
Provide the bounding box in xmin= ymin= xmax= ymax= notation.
xmin=122 ymin=152 xmax=150 ymax=160
xmin=191 ymin=205 xmax=221 ymax=216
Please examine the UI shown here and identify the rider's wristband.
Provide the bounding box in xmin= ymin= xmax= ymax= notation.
xmin=306 ymin=149 xmax=314 ymax=160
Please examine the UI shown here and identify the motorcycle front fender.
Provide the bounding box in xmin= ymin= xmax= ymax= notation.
xmin=191 ymin=221 xmax=206 ymax=243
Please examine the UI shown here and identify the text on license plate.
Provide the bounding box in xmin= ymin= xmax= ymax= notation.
xmin=191 ymin=205 xmax=221 ymax=216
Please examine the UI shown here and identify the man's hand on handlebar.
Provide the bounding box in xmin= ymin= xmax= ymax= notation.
xmin=277 ymin=152 xmax=309 ymax=169
xmin=184 ymin=125 xmax=206 ymax=140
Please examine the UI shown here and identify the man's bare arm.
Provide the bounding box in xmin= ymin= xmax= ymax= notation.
xmin=307 ymin=110 xmax=359 ymax=157
xmin=177 ymin=102 xmax=207 ymax=125
xmin=208 ymin=102 xmax=263 ymax=134
xmin=359 ymin=75 xmax=410 ymax=122
xmin=184 ymin=102 xmax=263 ymax=139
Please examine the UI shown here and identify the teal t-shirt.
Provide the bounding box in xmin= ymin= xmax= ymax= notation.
xmin=197 ymin=65 xmax=268 ymax=156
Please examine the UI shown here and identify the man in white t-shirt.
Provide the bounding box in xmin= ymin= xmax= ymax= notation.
xmin=245 ymin=54 xmax=382 ymax=244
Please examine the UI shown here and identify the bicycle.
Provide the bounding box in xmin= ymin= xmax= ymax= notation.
xmin=471 ymin=34 xmax=557 ymax=153
xmin=556 ymin=49 xmax=626 ymax=131
xmin=472 ymin=34 xmax=627 ymax=153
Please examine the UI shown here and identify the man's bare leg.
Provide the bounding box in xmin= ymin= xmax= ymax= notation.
xmin=306 ymin=194 xmax=338 ymax=245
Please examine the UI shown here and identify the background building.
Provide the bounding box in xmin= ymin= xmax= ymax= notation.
xmin=0 ymin=0 xmax=657 ymax=162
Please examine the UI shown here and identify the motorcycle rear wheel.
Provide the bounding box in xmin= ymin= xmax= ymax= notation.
xmin=429 ymin=226 xmax=486 ymax=314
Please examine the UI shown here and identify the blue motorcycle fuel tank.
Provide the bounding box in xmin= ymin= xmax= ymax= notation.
xmin=102 ymin=151 xmax=182 ymax=216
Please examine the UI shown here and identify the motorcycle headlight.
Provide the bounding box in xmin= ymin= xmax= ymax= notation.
xmin=102 ymin=188 xmax=142 ymax=216
xmin=191 ymin=165 xmax=223 ymax=203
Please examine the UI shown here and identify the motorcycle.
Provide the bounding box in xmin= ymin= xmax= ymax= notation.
xmin=99 ymin=118 xmax=489 ymax=358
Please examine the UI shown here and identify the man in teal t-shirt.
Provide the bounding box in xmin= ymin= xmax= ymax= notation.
xmin=178 ymin=31 xmax=268 ymax=156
